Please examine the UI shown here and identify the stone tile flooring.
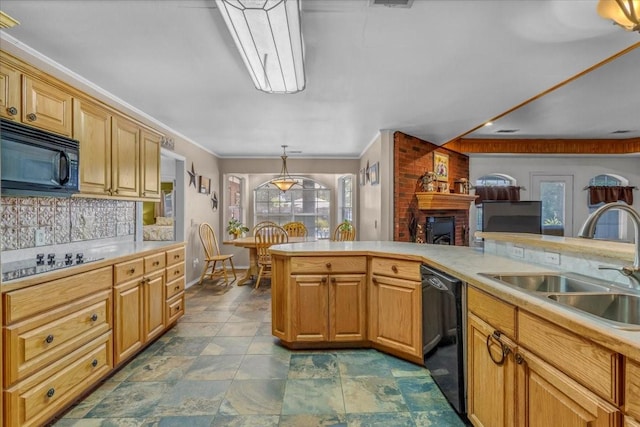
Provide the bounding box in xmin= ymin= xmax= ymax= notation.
xmin=52 ymin=277 xmax=468 ymax=427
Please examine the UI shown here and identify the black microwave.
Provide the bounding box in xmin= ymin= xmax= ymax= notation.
xmin=1 ymin=119 xmax=79 ymax=196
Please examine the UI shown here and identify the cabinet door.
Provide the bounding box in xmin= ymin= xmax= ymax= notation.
xmin=467 ymin=313 xmax=516 ymax=427
xmin=329 ymin=274 xmax=366 ymax=342
xmin=111 ymin=115 xmax=140 ymax=197
xmin=626 ymin=417 xmax=640 ymax=427
xmin=113 ymin=279 xmax=143 ymax=364
xmin=516 ymin=347 xmax=620 ymax=427
xmin=73 ymin=98 xmax=112 ymax=195
xmin=144 ymin=271 xmax=165 ymax=342
xmin=22 ymin=75 xmax=72 ymax=136
xmin=0 ymin=61 xmax=20 ymax=120
xmin=291 ymin=274 xmax=329 ymax=342
xmin=369 ymin=274 xmax=421 ymax=359
xmin=140 ymin=129 xmax=162 ymax=199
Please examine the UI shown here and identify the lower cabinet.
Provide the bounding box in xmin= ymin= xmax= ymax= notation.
xmin=369 ymin=274 xmax=422 ymax=361
xmin=466 ymin=312 xmax=516 ymax=427
xmin=290 ymin=273 xmax=366 ymax=342
xmin=515 ymin=347 xmax=620 ymax=427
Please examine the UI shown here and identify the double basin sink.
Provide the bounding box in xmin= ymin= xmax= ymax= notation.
xmin=481 ymin=273 xmax=640 ymax=330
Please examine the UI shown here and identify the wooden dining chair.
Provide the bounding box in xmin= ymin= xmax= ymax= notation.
xmin=252 ymin=221 xmax=278 ymax=235
xmin=254 ymin=224 xmax=288 ymax=289
xmin=333 ymin=222 xmax=356 ymax=241
xmin=198 ymin=222 xmax=237 ymax=286
xmin=282 ymin=221 xmax=308 ymax=237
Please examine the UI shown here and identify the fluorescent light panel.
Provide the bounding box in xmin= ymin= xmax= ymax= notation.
xmin=216 ymin=0 xmax=305 ymax=93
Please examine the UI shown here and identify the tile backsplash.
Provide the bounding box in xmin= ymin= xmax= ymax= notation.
xmin=1 ymin=197 xmax=135 ymax=252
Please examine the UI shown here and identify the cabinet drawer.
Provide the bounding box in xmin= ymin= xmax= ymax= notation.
xmin=4 ymin=291 xmax=111 ymax=387
xmin=166 ymin=247 xmax=185 ymax=266
xmin=518 ymin=310 xmax=620 ymax=403
xmin=290 ymin=256 xmax=366 ymax=274
xmin=166 ymin=292 xmax=185 ymax=325
xmin=467 ymin=286 xmax=516 ymax=339
xmin=370 ymin=257 xmax=420 ymax=281
xmin=144 ymin=252 xmax=166 ymax=273
xmin=166 ymin=262 xmax=185 ymax=282
xmin=166 ymin=276 xmax=185 ymax=300
xmin=4 ymin=332 xmax=112 ymax=427
xmin=3 ymin=267 xmax=112 ymax=324
xmin=626 ymin=358 xmax=640 ymax=419
xmin=114 ymin=258 xmax=144 ymax=284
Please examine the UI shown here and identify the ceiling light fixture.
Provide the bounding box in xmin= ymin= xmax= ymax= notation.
xmin=215 ymin=0 xmax=305 ymax=94
xmin=271 ymin=145 xmax=298 ymax=192
xmin=597 ymin=0 xmax=640 ymax=32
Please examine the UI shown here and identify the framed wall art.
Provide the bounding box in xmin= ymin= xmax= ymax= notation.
xmin=359 ymin=168 xmax=366 ymax=186
xmin=434 ymin=152 xmax=449 ymax=182
xmin=369 ymin=162 xmax=379 ymax=185
xmin=199 ymin=176 xmax=211 ymax=194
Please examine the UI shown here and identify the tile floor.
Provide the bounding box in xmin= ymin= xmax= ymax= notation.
xmin=52 ymin=276 xmax=468 ymax=427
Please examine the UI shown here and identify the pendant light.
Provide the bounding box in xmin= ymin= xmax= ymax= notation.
xmin=271 ymin=145 xmax=298 ymax=192
xmin=597 ymin=0 xmax=640 ymax=32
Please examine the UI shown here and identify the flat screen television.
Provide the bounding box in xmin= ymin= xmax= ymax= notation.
xmin=482 ymin=201 xmax=542 ymax=234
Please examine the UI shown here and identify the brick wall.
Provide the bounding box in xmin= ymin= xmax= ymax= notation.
xmin=393 ymin=132 xmax=470 ymax=244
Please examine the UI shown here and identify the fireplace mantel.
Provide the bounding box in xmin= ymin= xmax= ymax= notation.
xmin=415 ymin=192 xmax=477 ymax=210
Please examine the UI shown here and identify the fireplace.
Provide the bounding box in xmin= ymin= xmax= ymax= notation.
xmin=426 ymin=216 xmax=455 ymax=245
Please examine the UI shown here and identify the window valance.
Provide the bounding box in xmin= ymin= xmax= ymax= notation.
xmin=474 ymin=186 xmax=522 ymax=205
xmin=588 ymin=186 xmax=634 ymax=205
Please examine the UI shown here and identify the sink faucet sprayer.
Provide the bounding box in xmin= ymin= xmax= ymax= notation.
xmin=578 ymin=202 xmax=640 ymax=288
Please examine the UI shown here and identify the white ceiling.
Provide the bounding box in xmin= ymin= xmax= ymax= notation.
xmin=0 ymin=0 xmax=638 ymax=158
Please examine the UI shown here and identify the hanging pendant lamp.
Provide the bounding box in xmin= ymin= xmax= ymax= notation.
xmin=597 ymin=0 xmax=640 ymax=32
xmin=271 ymin=145 xmax=298 ymax=192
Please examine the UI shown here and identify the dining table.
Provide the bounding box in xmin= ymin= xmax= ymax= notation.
xmin=223 ymin=235 xmax=311 ymax=285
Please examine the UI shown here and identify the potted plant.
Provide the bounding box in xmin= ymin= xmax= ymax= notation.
xmin=339 ymin=219 xmax=353 ymax=232
xmin=226 ymin=217 xmax=249 ymax=238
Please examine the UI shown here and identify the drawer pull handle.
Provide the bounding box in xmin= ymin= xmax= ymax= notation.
xmin=128 ymin=268 xmax=136 ymax=274
xmin=176 ymin=305 xmax=181 ymax=311
xmin=174 ymin=254 xmax=180 ymax=259
xmin=153 ymin=261 xmax=160 ymax=266
xmin=372 ymin=277 xmax=378 ymax=285
xmin=27 ymin=112 xmax=37 ymax=121
xmin=90 ymin=314 xmax=98 ymax=322
xmin=91 ymin=359 xmax=98 ymax=367
xmin=321 ymin=277 xmax=327 ymax=283
xmin=175 ymin=285 xmax=180 ymax=290
xmin=391 ymin=265 xmax=399 ymax=273
xmin=515 ymin=353 xmax=525 ymax=365
xmin=486 ymin=331 xmax=511 ymax=366
xmin=326 ymin=262 xmax=332 ymax=269
xmin=7 ymin=106 xmax=18 ymax=116
xmin=46 ymin=388 xmax=55 ymax=398
xmin=45 ymin=334 xmax=54 ymax=344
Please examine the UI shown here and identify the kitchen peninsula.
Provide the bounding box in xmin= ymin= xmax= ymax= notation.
xmin=269 ymin=238 xmax=640 ymax=426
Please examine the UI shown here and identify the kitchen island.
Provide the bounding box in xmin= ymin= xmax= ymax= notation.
xmin=269 ymin=239 xmax=640 ymax=427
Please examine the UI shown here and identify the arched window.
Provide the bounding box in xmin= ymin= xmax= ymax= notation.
xmin=588 ymin=174 xmax=627 ymax=240
xmin=227 ymin=175 xmax=244 ymax=222
xmin=338 ymin=175 xmax=353 ymax=225
xmin=475 ymin=174 xmax=516 ymax=232
xmin=254 ymin=177 xmax=331 ymax=239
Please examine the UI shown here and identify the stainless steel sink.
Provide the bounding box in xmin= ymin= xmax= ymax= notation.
xmin=482 ymin=273 xmax=612 ymax=293
xmin=547 ymin=293 xmax=640 ymax=329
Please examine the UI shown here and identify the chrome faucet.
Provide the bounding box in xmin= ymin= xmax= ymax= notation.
xmin=578 ymin=202 xmax=640 ymax=286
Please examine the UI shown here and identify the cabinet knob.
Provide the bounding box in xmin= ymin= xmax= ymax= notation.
xmin=7 ymin=106 xmax=17 ymax=116
xmin=321 ymin=277 xmax=327 ymax=283
xmin=46 ymin=388 xmax=55 ymax=398
xmin=153 ymin=261 xmax=160 ymax=266
xmin=372 ymin=277 xmax=378 ymax=285
xmin=113 ymin=189 xmax=119 ymax=194
xmin=391 ymin=265 xmax=399 ymax=273
xmin=515 ymin=353 xmax=525 ymax=365
xmin=91 ymin=359 xmax=98 ymax=367
xmin=174 ymin=254 xmax=180 ymax=259
xmin=90 ymin=314 xmax=98 ymax=322
xmin=128 ymin=268 xmax=136 ymax=274
xmin=331 ymin=277 xmax=336 ymax=284
xmin=45 ymin=334 xmax=54 ymax=344
xmin=26 ymin=112 xmax=37 ymax=121
xmin=176 ymin=305 xmax=180 ymax=311
xmin=174 ymin=285 xmax=180 ymax=291
xmin=325 ymin=262 xmax=332 ymax=269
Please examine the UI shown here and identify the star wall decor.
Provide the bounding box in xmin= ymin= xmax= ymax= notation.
xmin=187 ymin=162 xmax=197 ymax=188
xmin=211 ymin=192 xmax=218 ymax=212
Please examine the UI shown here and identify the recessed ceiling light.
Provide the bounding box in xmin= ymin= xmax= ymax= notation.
xmin=496 ymin=129 xmax=520 ymax=133
xmin=484 ymin=122 xmax=493 ymax=127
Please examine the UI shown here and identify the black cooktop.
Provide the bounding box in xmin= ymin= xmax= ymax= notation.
xmin=1 ymin=252 xmax=103 ymax=282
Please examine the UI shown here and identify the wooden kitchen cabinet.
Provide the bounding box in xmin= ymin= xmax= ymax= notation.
xmin=467 ymin=312 xmax=516 ymax=427
xmin=113 ymin=252 xmax=166 ymax=365
xmin=111 ymin=115 xmax=141 ymax=198
xmin=0 ymin=60 xmax=20 ymax=121
xmin=22 ymin=75 xmax=73 ymax=136
xmin=73 ymin=98 xmax=112 ymax=196
xmin=515 ymin=347 xmax=620 ymax=427
xmin=626 ymin=358 xmax=640 ymax=421
xmin=165 ymin=247 xmax=185 ymax=326
xmin=141 ymin=129 xmax=162 ymax=199
xmin=290 ymin=273 xmax=366 ymax=342
xmin=626 ymin=417 xmax=640 ymax=427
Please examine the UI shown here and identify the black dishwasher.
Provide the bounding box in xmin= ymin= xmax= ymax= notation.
xmin=421 ymin=264 xmax=467 ymax=417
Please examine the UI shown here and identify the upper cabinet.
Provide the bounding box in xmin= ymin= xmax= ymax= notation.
xmin=2 ymin=50 xmax=164 ymax=201
xmin=0 ymin=61 xmax=20 ymax=120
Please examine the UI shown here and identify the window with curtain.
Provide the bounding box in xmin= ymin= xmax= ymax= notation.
xmin=338 ymin=175 xmax=354 ymax=226
xmin=588 ymin=174 xmax=626 ymax=240
xmin=474 ymin=174 xmax=517 ymax=232
xmin=254 ymin=177 xmax=331 ymax=239
xmin=226 ymin=175 xmax=244 ymax=224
